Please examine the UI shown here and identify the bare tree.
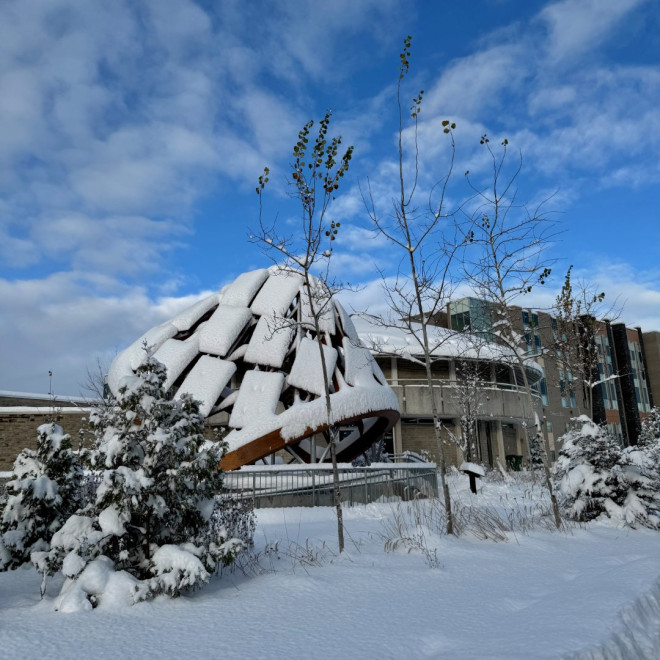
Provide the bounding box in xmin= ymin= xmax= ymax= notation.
xmin=446 ymin=358 xmax=486 ymax=464
xmin=254 ymin=111 xmax=353 ymax=552
xmin=459 ymin=134 xmax=562 ymax=528
xmin=552 ymin=265 xmax=618 ymax=420
xmin=361 ymin=36 xmax=460 ymax=534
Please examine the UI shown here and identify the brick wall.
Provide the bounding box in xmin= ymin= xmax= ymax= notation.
xmin=0 ymin=411 xmax=89 ymax=471
xmin=400 ymin=423 xmax=460 ymax=466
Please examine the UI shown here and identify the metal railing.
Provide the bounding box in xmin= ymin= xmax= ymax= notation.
xmin=222 ymin=464 xmax=438 ymax=508
xmin=388 ymin=378 xmax=540 ymax=397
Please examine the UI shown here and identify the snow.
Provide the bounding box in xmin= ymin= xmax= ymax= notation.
xmin=174 ymin=356 xmax=236 ymax=417
xmin=148 ymin=544 xmax=209 ymax=593
xmin=220 ymin=269 xmax=269 ymax=307
xmin=250 ymin=270 xmax=303 ymax=317
xmin=342 ymin=337 xmax=378 ymax=387
xmin=54 ymin=556 xmax=140 ymax=613
xmin=351 ymin=314 xmax=544 ymax=379
xmin=98 ymin=506 xmax=127 ymax=537
xmin=198 ymin=305 xmax=253 ymax=357
xmin=224 ymin=379 xmax=399 ymax=452
xmin=153 ymin=336 xmax=200 ymax=391
xmin=336 ymin=301 xmax=359 ymax=342
xmin=299 ymin=283 xmax=336 ymax=334
xmin=229 ymin=370 xmax=285 ymax=430
xmin=459 ymin=461 xmax=486 ymax=477
xmin=287 ymin=336 xmax=337 ymax=397
xmin=244 ymin=314 xmax=294 ymax=368
xmin=2 ymin=473 xmax=660 ymax=659
xmin=107 ymin=322 xmax=178 ymax=393
xmin=0 ymin=407 xmax=92 ymax=414
xmin=0 ymin=390 xmax=94 ymax=404
xmin=169 ymin=294 xmax=220 ymax=332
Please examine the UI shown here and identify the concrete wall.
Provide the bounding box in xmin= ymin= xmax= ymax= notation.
xmin=391 ymin=383 xmax=538 ymax=424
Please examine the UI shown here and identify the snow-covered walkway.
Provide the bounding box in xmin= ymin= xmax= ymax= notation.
xmin=1 ymin=481 xmax=659 ymax=659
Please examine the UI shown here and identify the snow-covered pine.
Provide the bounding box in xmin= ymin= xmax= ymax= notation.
xmin=38 ymin=351 xmax=252 ymax=606
xmin=638 ymin=407 xmax=660 ymax=447
xmin=553 ymin=416 xmax=660 ymax=527
xmin=608 ymin=444 xmax=660 ymax=529
xmin=552 ymin=417 xmax=622 ymax=522
xmin=528 ymin=432 xmax=546 ymax=470
xmin=0 ymin=423 xmax=82 ymax=571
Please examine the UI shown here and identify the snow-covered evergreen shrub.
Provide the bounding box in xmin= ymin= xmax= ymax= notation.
xmin=528 ymin=432 xmax=546 ymax=470
xmin=553 ymin=417 xmax=660 ymax=528
xmin=552 ymin=417 xmax=622 ymax=522
xmin=0 ymin=423 xmax=81 ymax=570
xmin=608 ymin=445 xmax=660 ymax=529
xmin=36 ymin=353 xmax=253 ymax=606
xmin=639 ymin=407 xmax=660 ymax=446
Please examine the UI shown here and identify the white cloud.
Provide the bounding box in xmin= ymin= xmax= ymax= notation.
xmin=538 ymin=0 xmax=645 ymax=63
xmin=0 ymin=272 xmax=214 ymax=395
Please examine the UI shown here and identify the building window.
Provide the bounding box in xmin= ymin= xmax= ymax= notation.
xmin=451 ymin=311 xmax=471 ymax=333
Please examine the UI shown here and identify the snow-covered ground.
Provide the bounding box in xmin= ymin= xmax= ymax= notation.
xmin=2 ymin=474 xmax=659 ymax=659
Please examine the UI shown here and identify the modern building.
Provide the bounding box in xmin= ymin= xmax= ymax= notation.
xmin=2 ymin=281 xmax=656 ymax=473
xmin=354 ymin=315 xmax=544 ymax=469
xmin=446 ymin=297 xmax=654 ymax=450
xmin=642 ymin=331 xmax=660 ymax=411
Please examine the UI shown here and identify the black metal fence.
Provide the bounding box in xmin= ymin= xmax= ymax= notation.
xmin=221 ymin=464 xmax=439 ymax=508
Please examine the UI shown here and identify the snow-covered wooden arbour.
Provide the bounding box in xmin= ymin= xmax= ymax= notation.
xmin=107 ymin=267 xmax=400 ymax=469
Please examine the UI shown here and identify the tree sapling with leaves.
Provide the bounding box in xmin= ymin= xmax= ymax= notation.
xmin=254 ymin=111 xmax=353 ymax=552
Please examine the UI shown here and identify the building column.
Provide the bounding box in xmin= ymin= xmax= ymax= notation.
xmin=494 ymin=420 xmax=505 ymax=465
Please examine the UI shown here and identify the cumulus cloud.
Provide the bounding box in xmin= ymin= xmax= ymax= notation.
xmin=538 ymin=0 xmax=645 ymax=63
xmin=0 ymin=272 xmax=214 ymax=395
xmin=2 ymin=0 xmax=659 ymax=395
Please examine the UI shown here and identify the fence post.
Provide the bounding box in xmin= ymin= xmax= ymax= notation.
xmin=312 ymin=469 xmax=316 ymax=507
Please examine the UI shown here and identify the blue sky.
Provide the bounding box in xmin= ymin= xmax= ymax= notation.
xmin=1 ymin=0 xmax=659 ymax=395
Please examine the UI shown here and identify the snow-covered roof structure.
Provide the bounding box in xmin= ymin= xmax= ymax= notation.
xmin=107 ymin=267 xmax=399 ymax=470
xmin=352 ymin=314 xmax=543 ymax=381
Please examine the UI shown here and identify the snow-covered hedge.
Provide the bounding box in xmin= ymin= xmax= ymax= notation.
xmin=0 ymin=423 xmax=82 ymax=571
xmin=552 ymin=416 xmax=660 ymax=528
xmin=1 ymin=352 xmax=254 ymax=610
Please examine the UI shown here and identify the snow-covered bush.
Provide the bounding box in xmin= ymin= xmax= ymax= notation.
xmin=35 ymin=353 xmax=253 ymax=607
xmin=553 ymin=416 xmax=660 ymax=528
xmin=608 ymin=445 xmax=660 ymax=529
xmin=528 ymin=432 xmax=546 ymax=470
xmin=552 ymin=417 xmax=622 ymax=522
xmin=639 ymin=407 xmax=660 ymax=446
xmin=1 ymin=423 xmax=82 ymax=571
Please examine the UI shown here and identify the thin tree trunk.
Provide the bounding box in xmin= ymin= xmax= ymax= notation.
xmin=304 ymin=274 xmax=345 ymax=552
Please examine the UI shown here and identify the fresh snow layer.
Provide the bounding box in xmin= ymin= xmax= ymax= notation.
xmin=169 ymin=295 xmax=220 ymax=332
xmin=174 ymin=356 xmax=236 ymax=417
xmin=2 ymin=475 xmax=660 ymax=659
xmin=342 ymin=337 xmax=378 ymax=387
xmin=351 ymin=314 xmax=544 ymax=379
xmin=244 ymin=315 xmax=294 ymax=368
xmin=106 ymin=322 xmax=178 ymax=393
xmin=459 ymin=461 xmax=486 ymax=477
xmin=228 ymin=370 xmax=285 ymax=430
xmin=250 ymin=270 xmax=302 ymax=317
xmin=198 ymin=305 xmax=253 ymax=357
xmin=153 ymin=336 xmax=200 ymax=391
xmin=287 ymin=336 xmax=337 ymax=397
xmin=299 ymin=284 xmax=336 ymax=334
xmin=224 ymin=379 xmax=399 ymax=451
xmin=220 ymin=269 xmax=269 ymax=307
xmin=336 ymin=302 xmax=359 ymax=342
